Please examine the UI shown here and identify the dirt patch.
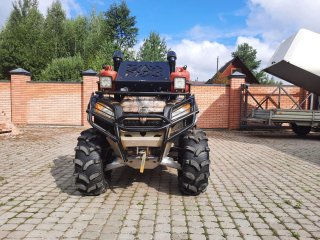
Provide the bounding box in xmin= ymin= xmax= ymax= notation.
xmin=0 ymin=126 xmax=83 ymax=142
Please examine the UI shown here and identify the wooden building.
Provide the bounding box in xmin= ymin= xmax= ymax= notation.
xmin=206 ymin=56 xmax=259 ymax=84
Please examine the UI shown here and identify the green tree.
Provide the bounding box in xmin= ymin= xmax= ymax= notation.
xmin=64 ymin=16 xmax=88 ymax=57
xmin=104 ymin=1 xmax=138 ymax=53
xmin=83 ymin=11 xmax=115 ymax=70
xmin=138 ymin=32 xmax=168 ymax=61
xmin=43 ymin=0 xmax=67 ymax=59
xmin=88 ymin=41 xmax=115 ymax=71
xmin=0 ymin=0 xmax=45 ymax=79
xmin=0 ymin=0 xmax=140 ymax=79
xmin=232 ymin=43 xmax=280 ymax=84
xmin=40 ymin=55 xmax=84 ymax=81
xmin=232 ymin=43 xmax=261 ymax=72
xmin=255 ymin=71 xmax=282 ymax=85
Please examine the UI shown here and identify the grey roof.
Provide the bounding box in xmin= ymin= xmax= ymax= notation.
xmin=82 ymin=69 xmax=97 ymax=76
xmin=229 ymin=71 xmax=246 ymax=78
xmin=10 ymin=68 xmax=31 ymax=75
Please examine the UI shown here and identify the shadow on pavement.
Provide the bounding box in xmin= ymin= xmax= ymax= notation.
xmin=51 ymin=155 xmax=183 ymax=196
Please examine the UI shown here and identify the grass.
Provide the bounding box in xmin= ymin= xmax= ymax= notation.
xmin=202 ymin=225 xmax=209 ymax=238
xmin=240 ymin=207 xmax=248 ymax=213
xmin=235 ymin=202 xmax=247 ymax=213
xmin=292 ymin=231 xmax=300 ymax=239
xmin=284 ymin=199 xmax=292 ymax=205
xmin=302 ymin=188 xmax=311 ymax=193
xmin=270 ymin=227 xmax=278 ymax=236
xmin=0 ymin=176 xmax=5 ymax=181
xmin=293 ymin=200 xmax=302 ymax=209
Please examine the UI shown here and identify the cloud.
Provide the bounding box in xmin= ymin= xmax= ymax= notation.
xmin=187 ymin=25 xmax=221 ymax=41
xmin=235 ymin=36 xmax=274 ymax=68
xmin=167 ymin=36 xmax=275 ymax=82
xmin=169 ymin=39 xmax=232 ymax=81
xmin=168 ymin=0 xmax=320 ymax=81
xmin=39 ymin=0 xmax=83 ymax=18
xmin=246 ymin=0 xmax=320 ymax=43
xmin=0 ymin=0 xmax=83 ymax=28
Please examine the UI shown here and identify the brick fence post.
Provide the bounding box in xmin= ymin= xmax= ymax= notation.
xmin=10 ymin=68 xmax=31 ymax=124
xmin=81 ymin=69 xmax=98 ymax=127
xmin=228 ymin=71 xmax=246 ymax=130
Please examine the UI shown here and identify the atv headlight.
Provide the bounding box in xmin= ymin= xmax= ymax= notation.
xmin=172 ymin=103 xmax=191 ymax=120
xmin=174 ymin=77 xmax=186 ymax=90
xmin=100 ymin=76 xmax=112 ymax=89
xmin=95 ymin=102 xmax=114 ymax=119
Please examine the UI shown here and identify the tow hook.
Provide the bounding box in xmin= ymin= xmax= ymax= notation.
xmin=139 ymin=150 xmax=147 ymax=173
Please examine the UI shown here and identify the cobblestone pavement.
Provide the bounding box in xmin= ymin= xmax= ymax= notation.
xmin=0 ymin=127 xmax=319 ymax=240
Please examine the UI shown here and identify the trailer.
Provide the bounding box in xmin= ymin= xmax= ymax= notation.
xmin=243 ymin=29 xmax=320 ymax=136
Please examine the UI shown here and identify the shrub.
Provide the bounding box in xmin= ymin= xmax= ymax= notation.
xmin=40 ymin=55 xmax=84 ymax=82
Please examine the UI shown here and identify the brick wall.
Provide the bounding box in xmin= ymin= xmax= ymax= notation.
xmin=0 ymin=68 xmax=309 ymax=131
xmin=190 ymin=74 xmax=246 ymax=129
xmin=26 ymin=82 xmax=81 ymax=125
xmin=191 ymin=84 xmax=229 ymax=129
xmin=0 ymin=81 xmax=11 ymax=131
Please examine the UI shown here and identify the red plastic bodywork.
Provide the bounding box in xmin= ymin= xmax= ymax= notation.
xmin=98 ymin=65 xmax=190 ymax=93
xmin=99 ymin=65 xmax=117 ymax=90
xmin=170 ymin=67 xmax=190 ymax=93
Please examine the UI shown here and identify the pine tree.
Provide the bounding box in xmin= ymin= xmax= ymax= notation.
xmin=232 ymin=43 xmax=280 ymax=84
xmin=104 ymin=1 xmax=138 ymax=53
xmin=232 ymin=43 xmax=261 ymax=72
xmin=138 ymin=32 xmax=168 ymax=61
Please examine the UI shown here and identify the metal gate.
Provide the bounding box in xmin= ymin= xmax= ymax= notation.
xmin=240 ymin=84 xmax=314 ymax=128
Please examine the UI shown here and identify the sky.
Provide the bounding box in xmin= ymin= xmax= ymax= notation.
xmin=1 ymin=0 xmax=320 ymax=81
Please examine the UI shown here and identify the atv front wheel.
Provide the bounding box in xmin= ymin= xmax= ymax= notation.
xmin=74 ymin=128 xmax=111 ymax=195
xmin=178 ymin=129 xmax=210 ymax=195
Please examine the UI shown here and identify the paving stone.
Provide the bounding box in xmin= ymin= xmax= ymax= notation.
xmin=0 ymin=223 xmax=18 ymax=231
xmin=99 ymin=233 xmax=117 ymax=240
xmin=154 ymin=232 xmax=171 ymax=240
xmin=6 ymin=230 xmax=28 ymax=239
xmin=81 ymin=230 xmax=101 ymax=239
xmin=0 ymin=128 xmax=320 ymax=240
xmin=189 ymin=234 xmax=207 ymax=240
xmin=0 ymin=230 xmax=10 ymax=239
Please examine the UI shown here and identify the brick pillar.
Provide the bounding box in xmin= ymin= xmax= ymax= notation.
xmin=82 ymin=69 xmax=98 ymax=126
xmin=228 ymin=71 xmax=246 ymax=130
xmin=10 ymin=68 xmax=31 ymax=124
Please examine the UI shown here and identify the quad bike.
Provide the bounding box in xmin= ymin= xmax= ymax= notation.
xmin=74 ymin=51 xmax=210 ymax=196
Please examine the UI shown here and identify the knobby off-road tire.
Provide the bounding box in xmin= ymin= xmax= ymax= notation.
xmin=74 ymin=128 xmax=111 ymax=195
xmin=291 ymin=123 xmax=311 ymax=137
xmin=178 ymin=129 xmax=210 ymax=195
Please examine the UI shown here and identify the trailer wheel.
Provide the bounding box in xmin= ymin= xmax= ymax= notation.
xmin=291 ymin=123 xmax=311 ymax=137
xmin=74 ymin=128 xmax=112 ymax=195
xmin=178 ymin=129 xmax=210 ymax=196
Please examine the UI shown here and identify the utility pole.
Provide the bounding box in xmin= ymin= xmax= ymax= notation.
xmin=216 ymin=56 xmax=219 ymax=73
